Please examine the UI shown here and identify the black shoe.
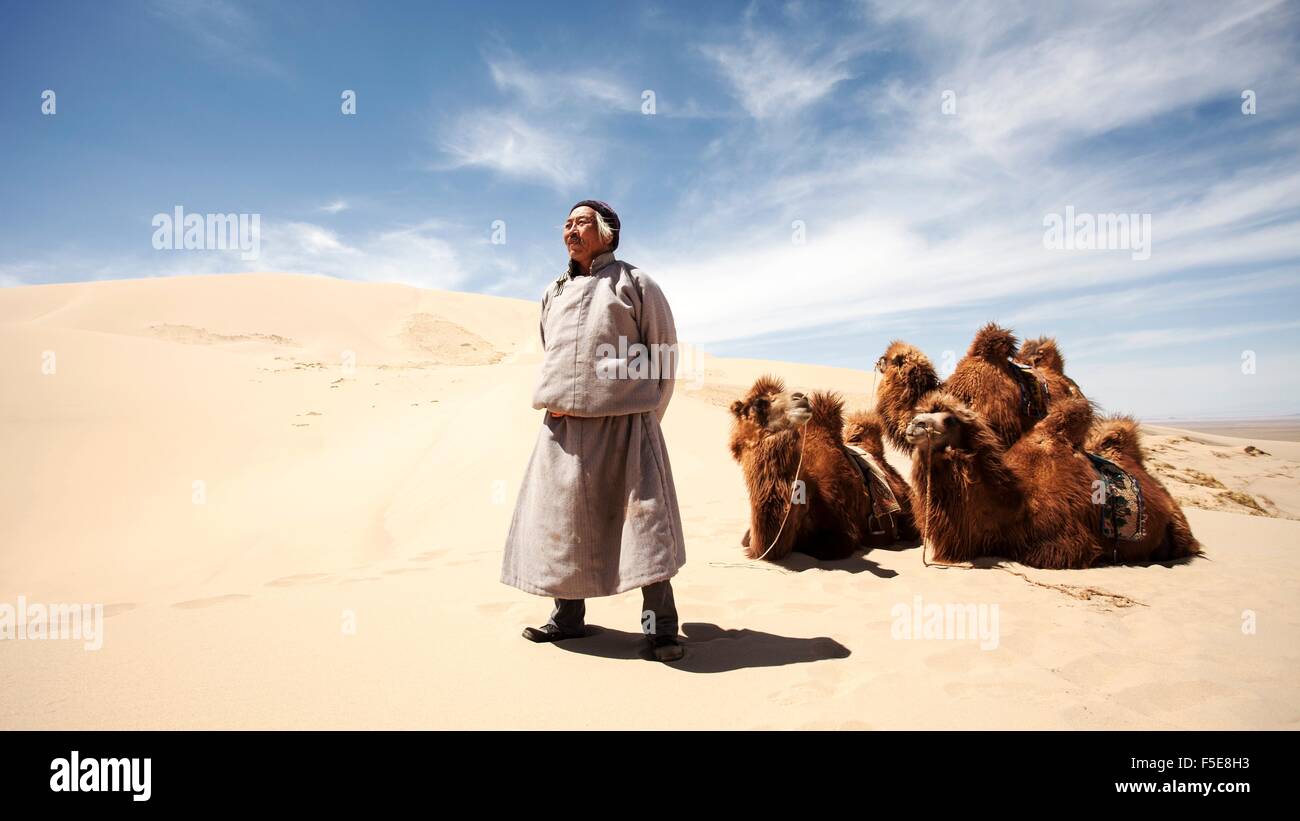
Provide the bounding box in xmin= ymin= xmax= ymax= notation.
xmin=522 ymin=624 xmax=584 ymax=643
xmin=648 ymin=634 xmax=685 ymax=663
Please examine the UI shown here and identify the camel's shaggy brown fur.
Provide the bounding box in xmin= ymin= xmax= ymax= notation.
xmin=1015 ymin=336 xmax=1086 ymax=402
xmin=729 ymin=375 xmax=916 ymax=561
xmin=873 ymin=340 xmax=943 ymax=454
xmin=943 ymin=323 xmax=1050 ymax=449
xmin=1085 ymin=414 xmax=1201 ymax=563
xmin=905 ymin=393 xmax=1201 ymax=568
xmin=842 ymin=409 xmax=919 ymax=542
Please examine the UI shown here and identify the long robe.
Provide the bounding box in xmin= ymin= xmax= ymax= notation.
xmin=500 ymin=251 xmax=687 ymax=599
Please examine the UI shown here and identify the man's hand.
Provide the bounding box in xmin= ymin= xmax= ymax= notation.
xmin=550 ymin=410 xmax=567 ymax=418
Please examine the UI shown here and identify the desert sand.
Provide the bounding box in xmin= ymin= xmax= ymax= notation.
xmin=1 ymin=272 xmax=1297 ymax=730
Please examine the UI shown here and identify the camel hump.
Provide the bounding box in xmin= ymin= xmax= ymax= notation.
xmin=1087 ymin=414 xmax=1144 ymax=464
xmin=808 ymin=390 xmax=846 ymax=432
xmin=843 ymin=410 xmax=886 ymax=457
xmin=968 ymin=322 xmax=1019 ymax=361
xmin=1039 ymin=396 xmax=1093 ymax=446
xmin=748 ymin=373 xmax=785 ymax=399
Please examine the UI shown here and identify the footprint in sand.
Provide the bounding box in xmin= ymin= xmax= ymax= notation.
xmin=1054 ymin=651 xmax=1149 ymax=688
xmin=171 ymin=594 xmax=251 ymax=610
xmin=1111 ymin=679 xmax=1235 ymax=714
xmin=266 ymin=573 xmax=332 ymax=587
xmin=995 ymin=629 xmax=1037 ymax=659
xmin=782 ymin=601 xmax=839 ymax=614
xmin=944 ymin=681 xmax=1038 ymax=700
xmin=769 ymin=678 xmax=837 ymax=706
xmin=923 ymin=643 xmax=991 ymax=673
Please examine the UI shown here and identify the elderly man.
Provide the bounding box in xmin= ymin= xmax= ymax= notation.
xmin=500 ymin=200 xmax=687 ymax=663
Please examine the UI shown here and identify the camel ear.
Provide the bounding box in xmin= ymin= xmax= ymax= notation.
xmin=730 ymin=400 xmax=745 ymax=418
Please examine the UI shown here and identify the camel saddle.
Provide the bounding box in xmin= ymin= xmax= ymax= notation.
xmin=841 ymin=444 xmax=903 ymax=536
xmin=1010 ymin=362 xmax=1050 ymax=419
xmin=1086 ymin=452 xmax=1147 ymax=543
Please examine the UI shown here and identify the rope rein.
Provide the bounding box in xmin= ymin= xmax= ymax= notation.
xmin=920 ymin=444 xmax=932 ymax=567
xmin=707 ymin=417 xmax=809 ymax=574
xmin=753 ymin=418 xmax=811 ymax=561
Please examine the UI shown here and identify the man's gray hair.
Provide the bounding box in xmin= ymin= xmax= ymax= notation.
xmin=594 ymin=212 xmax=615 ymax=250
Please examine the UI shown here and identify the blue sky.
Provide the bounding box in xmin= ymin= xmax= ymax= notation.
xmin=3 ymin=0 xmax=1298 ymax=419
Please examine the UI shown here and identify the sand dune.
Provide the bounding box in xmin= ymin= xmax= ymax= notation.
xmin=1 ymin=273 xmax=1296 ymax=729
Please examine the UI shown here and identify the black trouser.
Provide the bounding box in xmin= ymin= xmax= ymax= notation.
xmin=546 ymin=579 xmax=679 ymax=637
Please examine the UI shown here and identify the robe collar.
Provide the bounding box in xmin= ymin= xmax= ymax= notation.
xmin=554 ymin=250 xmax=616 ymax=296
xmin=568 ymin=250 xmax=616 ymax=278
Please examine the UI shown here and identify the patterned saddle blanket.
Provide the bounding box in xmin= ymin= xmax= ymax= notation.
xmin=1011 ymin=362 xmax=1050 ymax=419
xmin=1086 ymin=452 xmax=1147 ymax=542
xmin=842 ymin=444 xmax=903 ymax=535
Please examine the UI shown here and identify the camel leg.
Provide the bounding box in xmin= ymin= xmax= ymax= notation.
xmin=746 ymin=498 xmax=799 ymax=561
xmin=1022 ymin=533 xmax=1101 ymax=569
xmin=801 ymin=527 xmax=859 ymax=560
xmin=1165 ymin=507 xmax=1201 ymax=559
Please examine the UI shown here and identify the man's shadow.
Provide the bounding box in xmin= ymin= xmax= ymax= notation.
xmin=552 ymin=622 xmax=849 ymax=673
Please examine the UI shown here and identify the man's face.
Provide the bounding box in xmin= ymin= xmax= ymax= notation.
xmin=563 ymin=206 xmax=604 ymax=265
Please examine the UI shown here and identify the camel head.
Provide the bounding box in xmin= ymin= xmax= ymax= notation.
xmin=843 ymin=410 xmax=886 ymax=454
xmin=904 ymin=393 xmax=988 ymax=453
xmin=1015 ymin=336 xmax=1065 ymax=374
xmin=728 ymin=374 xmax=811 ymax=460
xmin=873 ymin=340 xmax=942 ymax=452
xmin=875 ymin=340 xmax=941 ymax=398
xmin=1086 ymin=413 xmax=1145 ymax=465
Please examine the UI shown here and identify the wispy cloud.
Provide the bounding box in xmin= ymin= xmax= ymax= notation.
xmin=1071 ymin=319 xmax=1300 ymax=358
xmin=439 ymin=110 xmax=593 ymax=191
xmin=148 ymin=0 xmax=287 ymax=78
xmin=433 ymin=48 xmax=644 ymax=191
xmin=1004 ymin=268 xmax=1299 ymax=328
xmin=866 ymin=0 xmax=1296 ymax=162
xmin=317 ymin=200 xmax=350 ymax=215
xmin=699 ymin=31 xmax=860 ymax=119
xmin=486 ymin=52 xmax=639 ymax=113
xmin=650 ymin=0 xmax=1300 ymax=346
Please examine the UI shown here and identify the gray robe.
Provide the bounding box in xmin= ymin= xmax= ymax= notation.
xmin=500 ymin=251 xmax=687 ymax=599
